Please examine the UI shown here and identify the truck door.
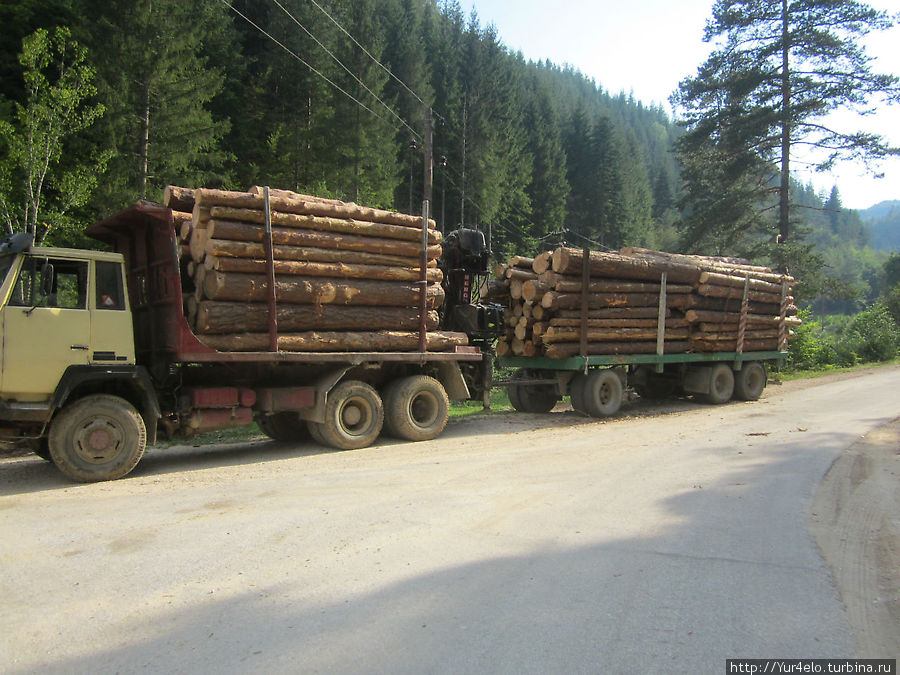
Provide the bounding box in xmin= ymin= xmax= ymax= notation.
xmin=1 ymin=255 xmax=91 ymax=397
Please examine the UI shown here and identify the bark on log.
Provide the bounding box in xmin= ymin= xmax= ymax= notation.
xmin=247 ymin=186 xmax=344 ymax=205
xmin=697 ymin=283 xmax=788 ymax=305
xmin=551 ymin=247 xmax=702 ymax=285
xmin=203 ymin=238 xmax=434 ymax=269
xmin=619 ymin=246 xmax=758 ymax=269
xmin=541 ymin=326 xmax=690 ymax=344
xmin=691 ymin=338 xmax=781 ymax=352
xmin=200 ymin=271 xmax=445 ymax=308
xmin=505 ymin=268 xmax=539 ymax=282
xmin=193 ymin=187 xmax=437 ymax=230
xmin=164 ymin=185 xmax=195 ymax=212
xmin=693 ymin=328 xmax=780 ymax=340
xmin=542 ymin=291 xmax=689 ymax=311
xmin=548 ymin=317 xmax=690 ymax=329
xmin=207 ymin=218 xmax=442 ymax=259
xmin=545 ymin=340 xmax=691 ymax=359
xmin=203 ymin=256 xmax=443 ymax=283
xmin=492 ymin=262 xmax=508 ymax=279
xmin=554 ymin=307 xmax=670 ymax=320
xmin=478 ymin=278 xmax=509 ymax=302
xmin=698 ymin=271 xmax=784 ymax=293
xmin=205 ymin=206 xmax=441 ymax=244
xmin=195 ymin=302 xmax=439 ymax=334
xmin=542 ymin=273 xmax=693 ymax=295
xmin=684 ymin=309 xmax=802 ymax=326
xmin=507 ymin=255 xmax=534 ymax=269
xmin=198 ymin=330 xmax=468 ymax=353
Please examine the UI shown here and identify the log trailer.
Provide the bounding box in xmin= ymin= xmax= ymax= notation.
xmin=0 ymin=202 xmax=786 ymax=483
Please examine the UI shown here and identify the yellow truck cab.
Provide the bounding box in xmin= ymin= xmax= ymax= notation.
xmin=0 ymin=233 xmax=159 ymax=480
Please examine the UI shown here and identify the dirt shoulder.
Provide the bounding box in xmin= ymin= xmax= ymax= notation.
xmin=808 ymin=417 xmax=900 ymax=657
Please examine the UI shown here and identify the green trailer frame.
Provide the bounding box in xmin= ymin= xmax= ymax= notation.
xmin=499 ymin=350 xmax=787 ymax=372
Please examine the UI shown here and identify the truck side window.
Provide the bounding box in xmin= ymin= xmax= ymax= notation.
xmin=8 ymin=257 xmax=87 ymax=309
xmin=95 ymin=261 xmax=125 ymax=310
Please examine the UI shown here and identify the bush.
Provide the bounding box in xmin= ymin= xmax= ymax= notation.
xmin=845 ymin=304 xmax=900 ymax=362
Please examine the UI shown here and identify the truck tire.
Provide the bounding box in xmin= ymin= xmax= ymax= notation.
xmin=733 ymin=361 xmax=767 ymax=401
xmin=582 ymin=369 xmax=624 ymax=417
xmin=317 ymin=380 xmax=383 ymax=450
xmin=383 ymin=375 xmax=449 ymax=442
xmin=509 ymin=369 xmax=559 ymax=414
xmin=48 ymin=394 xmax=146 ymax=482
xmin=703 ymin=363 xmax=735 ymax=405
xmin=257 ymin=412 xmax=309 ymax=442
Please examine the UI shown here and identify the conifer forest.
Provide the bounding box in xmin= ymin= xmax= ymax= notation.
xmin=2 ymin=0 xmax=900 ymax=365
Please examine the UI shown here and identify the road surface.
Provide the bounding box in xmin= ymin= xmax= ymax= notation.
xmin=1 ymin=366 xmax=898 ymax=673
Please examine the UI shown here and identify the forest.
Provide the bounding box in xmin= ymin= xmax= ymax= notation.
xmin=1 ymin=0 xmax=899 ymax=366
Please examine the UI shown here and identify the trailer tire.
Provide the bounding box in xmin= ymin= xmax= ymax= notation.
xmin=703 ymin=364 xmax=735 ymax=405
xmin=509 ymin=369 xmax=559 ymax=414
xmin=317 ymin=380 xmax=384 ymax=450
xmin=733 ymin=362 xmax=767 ymax=401
xmin=582 ymin=369 xmax=624 ymax=417
xmin=569 ymin=373 xmax=588 ymax=414
xmin=49 ymin=394 xmax=146 ymax=482
xmin=257 ymin=412 xmax=309 ymax=442
xmin=383 ymin=376 xmax=449 ymax=442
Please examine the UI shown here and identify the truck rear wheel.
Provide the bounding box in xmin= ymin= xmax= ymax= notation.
xmin=703 ymin=364 xmax=735 ymax=405
xmin=317 ymin=380 xmax=383 ymax=450
xmin=734 ymin=362 xmax=767 ymax=401
xmin=49 ymin=394 xmax=146 ymax=482
xmin=383 ymin=376 xmax=449 ymax=442
xmin=582 ymin=369 xmax=624 ymax=417
xmin=257 ymin=412 xmax=309 ymax=442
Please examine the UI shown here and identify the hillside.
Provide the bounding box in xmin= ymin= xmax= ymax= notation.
xmin=861 ymin=201 xmax=900 ymax=252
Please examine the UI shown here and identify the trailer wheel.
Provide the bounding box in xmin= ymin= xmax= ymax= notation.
xmin=383 ymin=376 xmax=449 ymax=442
xmin=257 ymin=412 xmax=309 ymax=442
xmin=49 ymin=394 xmax=146 ymax=482
xmin=569 ymin=373 xmax=588 ymax=414
xmin=703 ymin=364 xmax=735 ymax=405
xmin=317 ymin=380 xmax=384 ymax=450
xmin=733 ymin=362 xmax=767 ymax=401
xmin=509 ymin=369 xmax=559 ymax=414
xmin=582 ymin=369 xmax=624 ymax=417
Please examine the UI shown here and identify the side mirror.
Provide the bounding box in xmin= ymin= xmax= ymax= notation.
xmin=40 ymin=261 xmax=54 ymax=298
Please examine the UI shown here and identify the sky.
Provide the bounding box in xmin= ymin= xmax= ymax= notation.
xmin=459 ymin=0 xmax=900 ymax=211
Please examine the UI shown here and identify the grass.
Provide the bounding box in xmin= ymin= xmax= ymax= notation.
xmin=778 ymin=357 xmax=900 ymax=382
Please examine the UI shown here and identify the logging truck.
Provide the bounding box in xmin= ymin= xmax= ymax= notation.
xmin=0 ymin=197 xmax=790 ymax=483
xmin=0 ymin=201 xmax=498 ymax=482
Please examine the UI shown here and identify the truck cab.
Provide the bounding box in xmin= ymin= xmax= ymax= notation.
xmin=0 ymin=233 xmax=158 ymax=479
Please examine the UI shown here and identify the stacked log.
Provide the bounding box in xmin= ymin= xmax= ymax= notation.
xmin=494 ymin=246 xmax=799 ymax=359
xmin=167 ymin=185 xmax=467 ymax=353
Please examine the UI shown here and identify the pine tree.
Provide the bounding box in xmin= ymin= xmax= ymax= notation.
xmin=674 ymin=0 xmax=900 ymax=245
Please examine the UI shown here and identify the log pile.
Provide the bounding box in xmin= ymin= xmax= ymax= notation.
xmin=165 ymin=185 xmax=468 ymax=353
xmin=494 ymin=246 xmax=799 ymax=359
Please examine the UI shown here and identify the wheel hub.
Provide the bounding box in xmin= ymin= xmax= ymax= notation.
xmin=74 ymin=418 xmax=123 ymax=463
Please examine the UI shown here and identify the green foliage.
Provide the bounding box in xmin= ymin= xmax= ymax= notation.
xmin=673 ymin=0 xmax=900 ymax=245
xmin=0 ymin=26 xmax=109 ymax=245
xmin=789 ymin=306 xmax=900 ymax=370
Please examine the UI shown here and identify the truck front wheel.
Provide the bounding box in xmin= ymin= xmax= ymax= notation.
xmin=49 ymin=394 xmax=146 ymax=482
xmin=316 ymin=381 xmax=384 ymax=450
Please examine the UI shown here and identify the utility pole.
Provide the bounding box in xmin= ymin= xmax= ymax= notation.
xmin=423 ymin=108 xmax=433 ymax=207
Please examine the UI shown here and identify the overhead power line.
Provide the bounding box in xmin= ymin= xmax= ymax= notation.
xmin=218 ymin=0 xmax=405 ymax=137
xmin=270 ymin=0 xmax=420 ymax=141
xmin=307 ymin=0 xmax=429 ymax=110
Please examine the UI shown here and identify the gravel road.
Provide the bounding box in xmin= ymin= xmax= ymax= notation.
xmin=1 ymin=366 xmax=898 ymax=673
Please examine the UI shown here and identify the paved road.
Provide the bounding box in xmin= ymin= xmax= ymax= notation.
xmin=2 ymin=367 xmax=899 ymax=673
